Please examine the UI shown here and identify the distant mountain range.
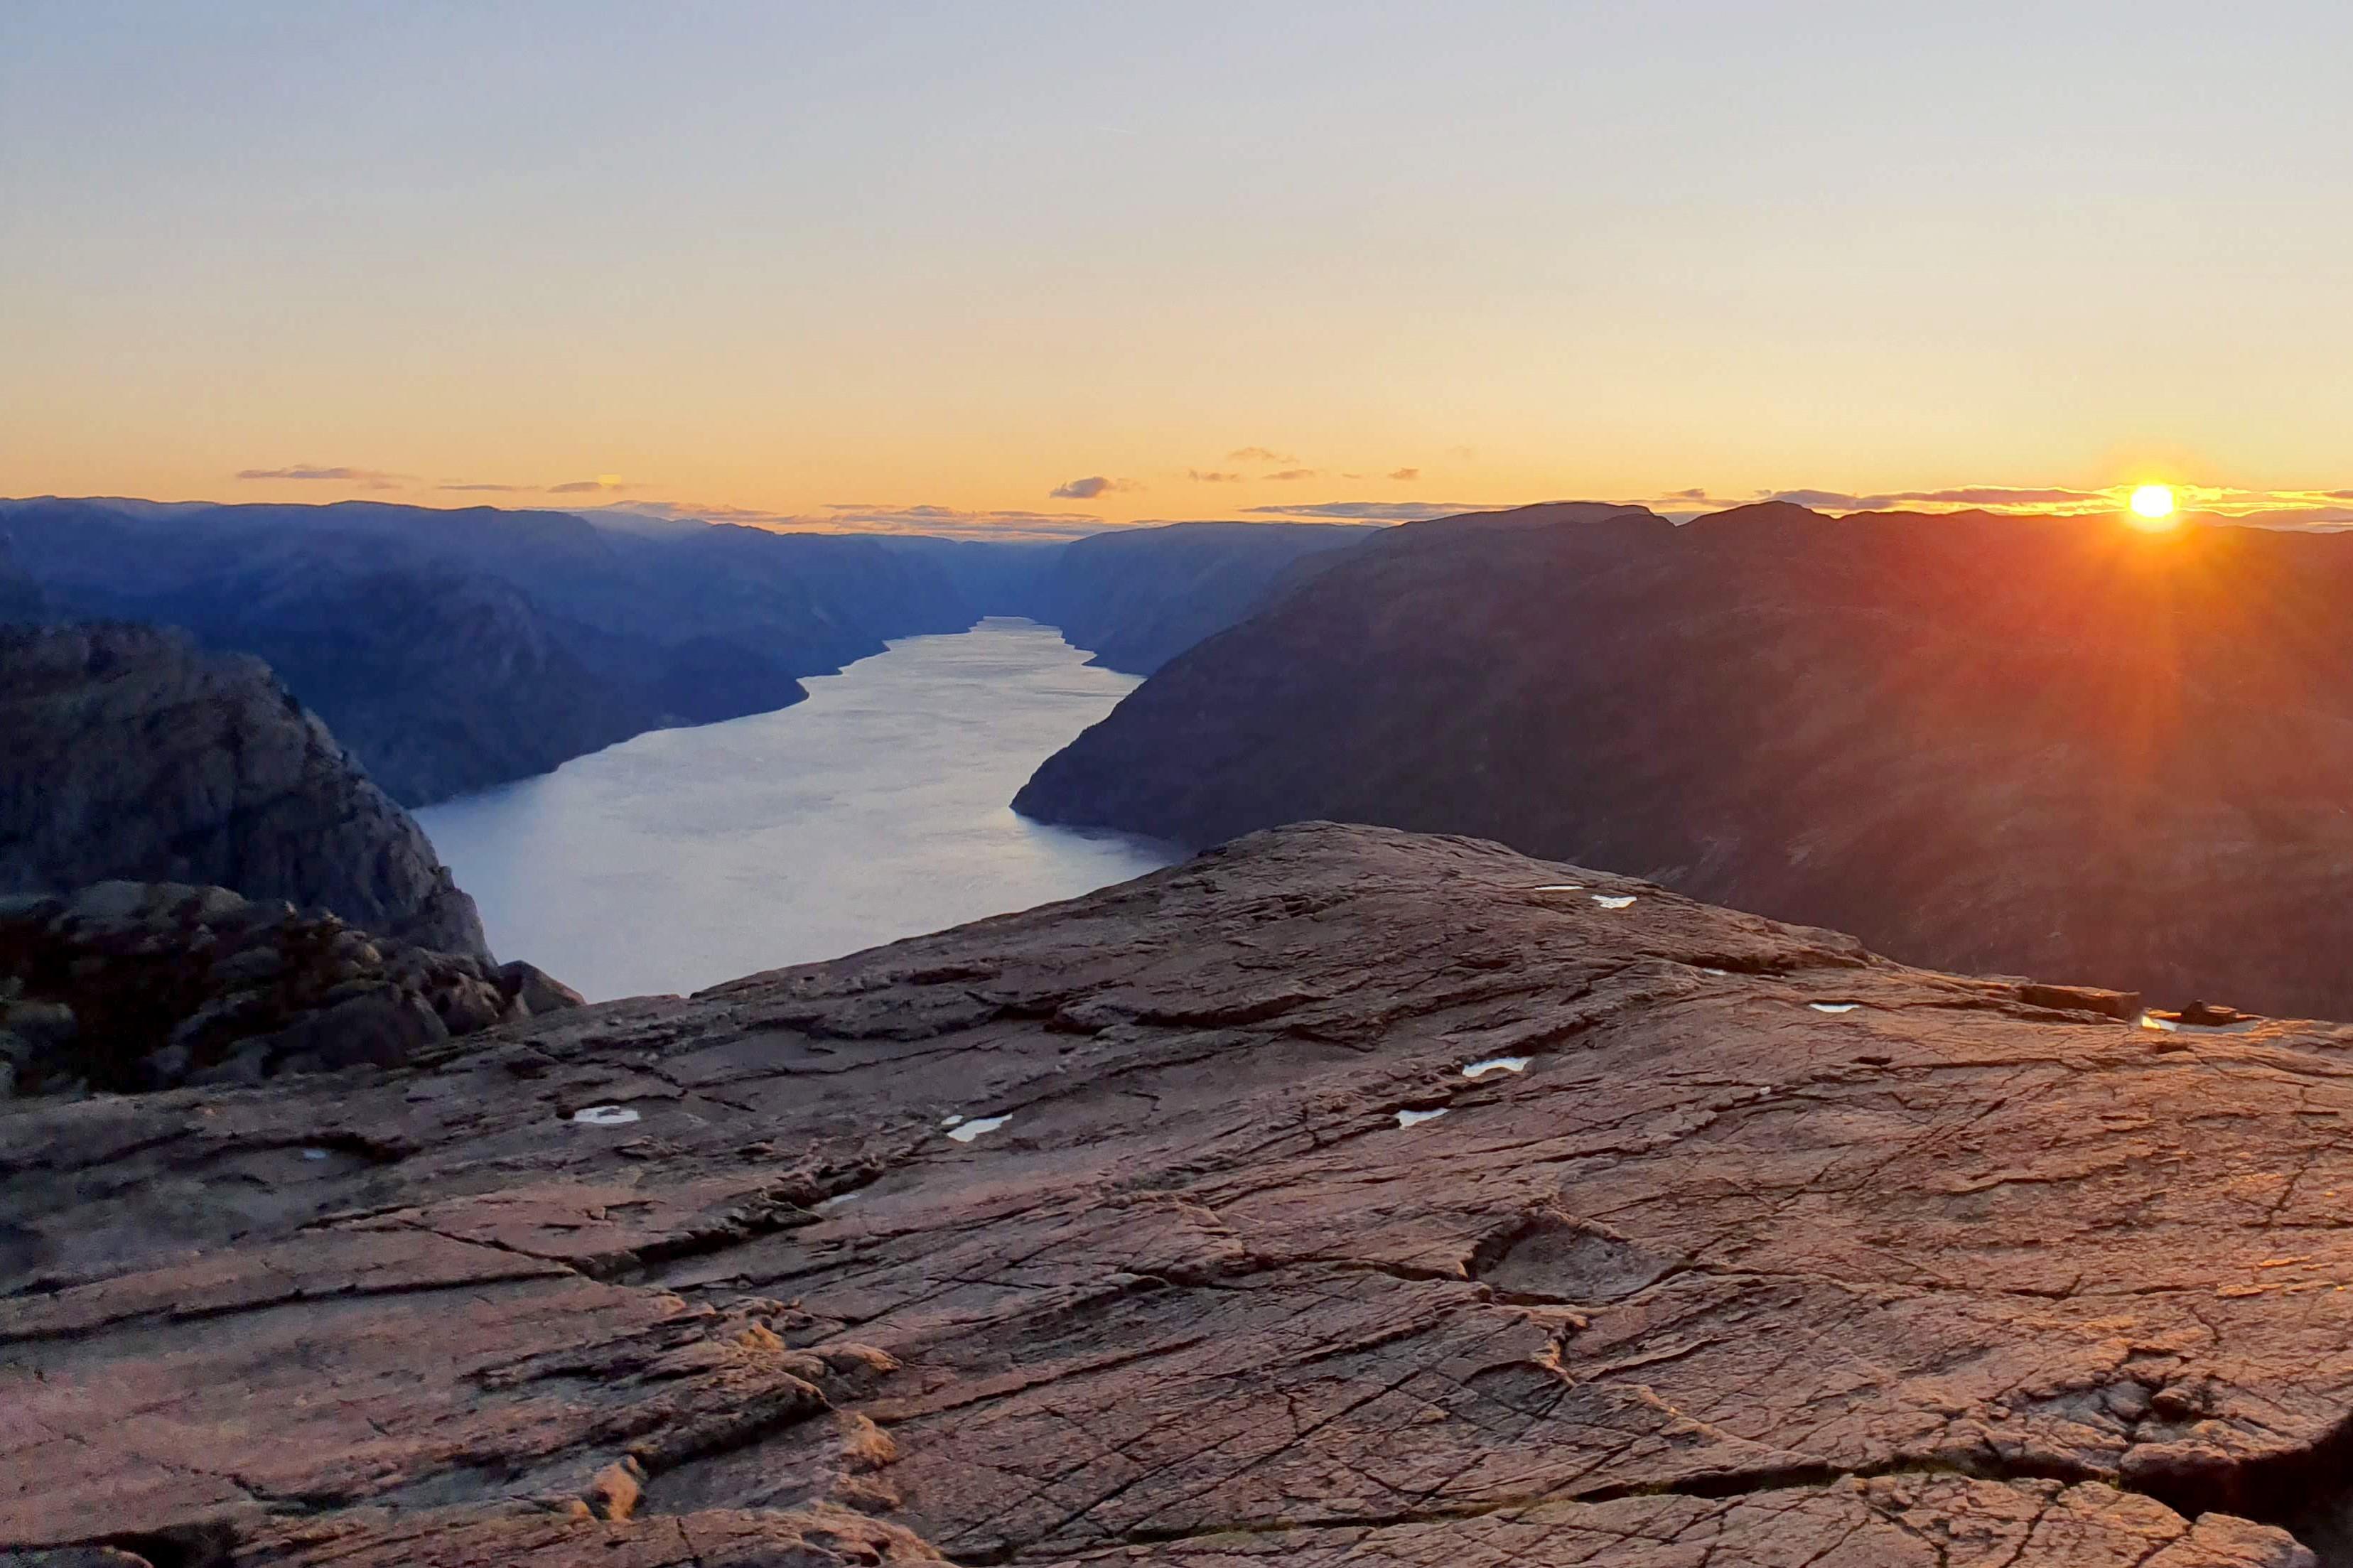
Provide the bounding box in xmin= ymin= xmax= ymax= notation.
xmin=0 ymin=499 xmax=1372 ymax=804
xmin=1018 ymin=499 xmax=2353 ymax=1019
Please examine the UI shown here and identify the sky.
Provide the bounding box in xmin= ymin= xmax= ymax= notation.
xmin=5 ymin=2 xmax=2352 ymax=537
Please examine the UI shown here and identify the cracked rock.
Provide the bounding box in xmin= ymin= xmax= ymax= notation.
xmin=3 ymin=824 xmax=2348 ymax=1566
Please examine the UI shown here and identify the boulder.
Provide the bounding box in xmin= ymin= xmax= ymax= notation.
xmin=500 ymin=960 xmax=586 ymax=1016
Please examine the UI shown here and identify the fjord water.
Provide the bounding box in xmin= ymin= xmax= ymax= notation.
xmin=416 ymin=618 xmax=1175 ymax=1000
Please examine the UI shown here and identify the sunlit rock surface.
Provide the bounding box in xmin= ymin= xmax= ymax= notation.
xmin=6 ymin=824 xmax=2352 ymax=1566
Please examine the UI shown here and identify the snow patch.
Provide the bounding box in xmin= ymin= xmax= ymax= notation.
xmin=947 ymin=1115 xmax=1009 ymax=1143
xmin=1462 ymin=1056 xmax=1530 ymax=1079
xmin=1809 ymin=1003 xmax=1859 ymax=1015
xmin=1592 ymin=894 xmax=1636 ymax=910
xmin=1394 ymin=1108 xmax=1450 ymax=1128
xmin=571 ymin=1105 xmax=640 ymax=1126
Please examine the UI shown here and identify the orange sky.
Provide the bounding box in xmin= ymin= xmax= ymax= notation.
xmin=5 ymin=6 xmax=2350 ymax=538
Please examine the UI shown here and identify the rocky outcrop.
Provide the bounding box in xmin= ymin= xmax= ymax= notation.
xmin=0 ymin=882 xmax=580 ymax=1097
xmin=0 ymin=625 xmax=489 ymax=958
xmin=1019 ymin=502 xmax=2353 ymax=1020
xmin=6 ymin=823 xmax=2353 ymax=1565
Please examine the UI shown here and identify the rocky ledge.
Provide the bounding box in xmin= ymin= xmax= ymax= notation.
xmin=5 ymin=824 xmax=2352 ymax=1567
xmin=0 ymin=882 xmax=580 ymax=1098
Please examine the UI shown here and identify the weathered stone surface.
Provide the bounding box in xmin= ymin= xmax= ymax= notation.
xmin=0 ymin=624 xmax=488 ymax=958
xmin=1016 ymin=502 xmax=2353 ymax=1022
xmin=3 ymin=825 xmax=2349 ymax=1565
xmin=0 ymin=882 xmax=578 ymax=1095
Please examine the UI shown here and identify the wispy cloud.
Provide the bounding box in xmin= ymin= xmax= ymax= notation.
xmin=549 ymin=474 xmax=633 ymax=495
xmin=585 ymin=499 xmax=1115 ymax=542
xmin=1188 ymin=470 xmax=1244 ymax=483
xmin=1227 ymin=446 xmax=1298 ymax=465
xmin=234 ymin=464 xmax=405 ymax=490
xmin=1048 ymin=475 xmax=1141 ymax=499
xmin=438 ymin=481 xmax=529 ymax=493
xmin=1388 ymin=467 xmax=1421 ymax=482
xmin=1762 ymin=485 xmax=2110 ymax=512
xmin=1243 ymin=500 xmax=1483 ymax=521
xmin=1263 ymin=468 xmax=1320 ymax=482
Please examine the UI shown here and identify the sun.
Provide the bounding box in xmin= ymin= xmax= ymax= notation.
xmin=2127 ymin=485 xmax=2179 ymax=531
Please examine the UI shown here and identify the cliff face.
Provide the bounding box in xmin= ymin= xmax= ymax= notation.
xmin=0 ymin=624 xmax=489 ymax=959
xmin=3 ymin=825 xmax=2345 ymax=1565
xmin=1018 ymin=502 xmax=2353 ymax=1020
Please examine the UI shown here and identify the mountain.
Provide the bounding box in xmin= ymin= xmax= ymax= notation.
xmin=1018 ymin=519 xmax=1382 ymax=674
xmin=2 ymin=824 xmax=2340 ymax=1564
xmin=0 ymin=623 xmax=489 ymax=958
xmin=0 ymin=499 xmax=983 ymax=804
xmin=0 ymin=500 xmax=1388 ymax=801
xmin=1018 ymin=501 xmax=2353 ymax=1019
xmin=0 ymin=534 xmax=42 ymax=622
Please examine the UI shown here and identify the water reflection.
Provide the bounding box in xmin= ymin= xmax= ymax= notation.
xmin=418 ymin=618 xmax=1176 ymax=1000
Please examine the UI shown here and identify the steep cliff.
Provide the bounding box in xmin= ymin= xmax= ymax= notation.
xmin=0 ymin=624 xmax=489 ymax=958
xmin=1018 ymin=502 xmax=2353 ymax=1020
xmin=2 ymin=825 xmax=2344 ymax=1565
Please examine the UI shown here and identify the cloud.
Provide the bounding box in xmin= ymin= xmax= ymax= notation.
xmin=1388 ymin=467 xmax=1421 ymax=482
xmin=1243 ymin=500 xmax=1482 ymax=521
xmin=438 ymin=482 xmax=529 ymax=493
xmin=1263 ymin=469 xmax=1320 ymax=482
xmin=1227 ymin=446 xmax=1298 ymax=465
xmin=1188 ymin=470 xmax=1244 ymax=483
xmin=234 ymin=464 xmax=405 ymax=490
xmin=581 ymin=499 xmax=1116 ymax=542
xmin=1665 ymin=487 xmax=1709 ymax=501
xmin=1757 ymin=485 xmax=2112 ymax=513
xmin=549 ymin=474 xmax=632 ymax=494
xmin=1048 ymin=476 xmax=1141 ymax=499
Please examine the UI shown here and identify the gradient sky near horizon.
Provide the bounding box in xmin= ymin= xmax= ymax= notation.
xmin=6 ymin=2 xmax=2352 ymax=536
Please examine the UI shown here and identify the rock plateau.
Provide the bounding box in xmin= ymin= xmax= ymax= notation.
xmin=6 ymin=824 xmax=2352 ymax=1566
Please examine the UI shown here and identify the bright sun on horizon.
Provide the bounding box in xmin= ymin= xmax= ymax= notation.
xmin=2128 ymin=485 xmax=2179 ymax=530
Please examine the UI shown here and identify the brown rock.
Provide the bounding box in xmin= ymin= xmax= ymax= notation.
xmin=1 ymin=826 xmax=2344 ymax=1565
xmin=501 ymin=960 xmax=586 ymax=1016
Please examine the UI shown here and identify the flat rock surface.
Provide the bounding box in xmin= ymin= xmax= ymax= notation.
xmin=6 ymin=823 xmax=2352 ymax=1566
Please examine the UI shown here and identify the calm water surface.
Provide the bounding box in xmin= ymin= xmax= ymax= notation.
xmin=417 ymin=618 xmax=1176 ymax=1000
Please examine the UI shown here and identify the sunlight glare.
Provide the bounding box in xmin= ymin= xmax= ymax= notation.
xmin=2128 ymin=485 xmax=2179 ymax=530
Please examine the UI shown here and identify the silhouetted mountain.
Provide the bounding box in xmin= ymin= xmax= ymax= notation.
xmin=0 ymin=536 xmax=41 ymax=623
xmin=1018 ymin=501 xmax=2353 ymax=1018
xmin=1 ymin=499 xmax=1390 ymax=801
xmin=0 ymin=499 xmax=984 ymax=803
xmin=1021 ymin=521 xmax=1381 ymax=674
